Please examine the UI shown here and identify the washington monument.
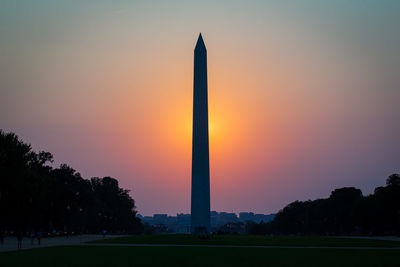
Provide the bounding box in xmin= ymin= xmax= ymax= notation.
xmin=191 ymin=33 xmax=211 ymax=234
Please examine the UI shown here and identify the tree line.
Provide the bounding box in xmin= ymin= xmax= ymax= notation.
xmin=246 ymin=174 xmax=400 ymax=236
xmin=0 ymin=130 xmax=143 ymax=235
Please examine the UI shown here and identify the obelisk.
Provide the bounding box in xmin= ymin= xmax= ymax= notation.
xmin=191 ymin=33 xmax=211 ymax=234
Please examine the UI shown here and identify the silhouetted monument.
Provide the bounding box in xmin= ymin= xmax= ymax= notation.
xmin=191 ymin=33 xmax=211 ymax=234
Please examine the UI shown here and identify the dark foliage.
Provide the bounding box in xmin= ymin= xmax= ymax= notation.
xmin=217 ymin=222 xmax=246 ymax=235
xmin=248 ymin=175 xmax=400 ymax=236
xmin=0 ymin=130 xmax=143 ymax=234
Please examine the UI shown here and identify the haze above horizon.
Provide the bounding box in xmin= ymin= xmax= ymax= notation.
xmin=1 ymin=0 xmax=399 ymax=216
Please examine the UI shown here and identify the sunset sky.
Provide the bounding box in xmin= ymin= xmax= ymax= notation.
xmin=1 ymin=0 xmax=399 ymax=216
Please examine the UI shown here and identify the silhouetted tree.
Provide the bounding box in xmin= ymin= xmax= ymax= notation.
xmin=386 ymin=173 xmax=400 ymax=187
xmin=248 ymin=176 xmax=400 ymax=236
xmin=0 ymin=130 xmax=143 ymax=235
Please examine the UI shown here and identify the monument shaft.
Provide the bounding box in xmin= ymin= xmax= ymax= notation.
xmin=191 ymin=34 xmax=210 ymax=234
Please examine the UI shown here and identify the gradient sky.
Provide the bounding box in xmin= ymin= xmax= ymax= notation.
xmin=1 ymin=0 xmax=399 ymax=216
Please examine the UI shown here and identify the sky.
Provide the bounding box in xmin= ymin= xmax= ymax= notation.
xmin=1 ymin=0 xmax=399 ymax=216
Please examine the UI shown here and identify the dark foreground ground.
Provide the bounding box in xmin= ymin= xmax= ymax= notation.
xmin=92 ymin=234 xmax=400 ymax=248
xmin=1 ymin=246 xmax=400 ymax=267
xmin=1 ymin=235 xmax=400 ymax=267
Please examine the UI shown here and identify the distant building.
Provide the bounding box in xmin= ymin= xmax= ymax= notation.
xmin=153 ymin=214 xmax=168 ymax=224
xmin=139 ymin=211 xmax=275 ymax=233
xmin=239 ymin=212 xmax=275 ymax=223
xmin=176 ymin=213 xmax=191 ymax=233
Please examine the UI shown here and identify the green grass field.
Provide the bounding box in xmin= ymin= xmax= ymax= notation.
xmin=1 ymin=235 xmax=399 ymax=266
xmin=92 ymin=234 xmax=400 ymax=248
xmin=1 ymin=245 xmax=399 ymax=267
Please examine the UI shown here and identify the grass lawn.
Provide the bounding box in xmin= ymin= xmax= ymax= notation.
xmin=91 ymin=234 xmax=400 ymax=248
xmin=1 ymin=245 xmax=399 ymax=267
